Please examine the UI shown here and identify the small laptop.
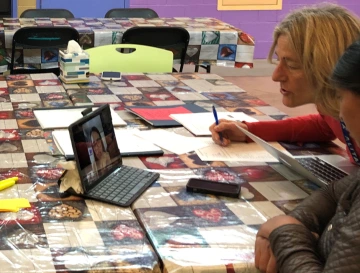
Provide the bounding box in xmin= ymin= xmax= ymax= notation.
xmin=235 ymin=124 xmax=359 ymax=187
xmin=68 ymin=104 xmax=160 ymax=207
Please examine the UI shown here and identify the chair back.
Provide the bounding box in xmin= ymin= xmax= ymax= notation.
xmin=105 ymin=8 xmax=158 ymax=18
xmin=85 ymin=44 xmax=173 ymax=73
xmin=122 ymin=27 xmax=189 ymax=72
xmin=20 ymin=9 xmax=75 ymax=18
xmin=10 ymin=27 xmax=79 ymax=75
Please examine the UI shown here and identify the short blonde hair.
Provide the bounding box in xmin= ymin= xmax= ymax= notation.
xmin=268 ymin=3 xmax=360 ymax=117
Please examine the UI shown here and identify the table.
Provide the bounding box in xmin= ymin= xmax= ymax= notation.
xmin=0 ymin=17 xmax=255 ymax=73
xmin=0 ymin=72 xmax=345 ymax=273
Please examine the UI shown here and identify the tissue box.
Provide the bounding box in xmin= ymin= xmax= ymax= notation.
xmin=59 ymin=50 xmax=90 ymax=84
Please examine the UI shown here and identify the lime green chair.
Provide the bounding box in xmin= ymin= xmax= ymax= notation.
xmin=85 ymin=44 xmax=173 ymax=73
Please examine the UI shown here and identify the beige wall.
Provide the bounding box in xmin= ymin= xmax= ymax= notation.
xmin=18 ymin=0 xmax=36 ymax=17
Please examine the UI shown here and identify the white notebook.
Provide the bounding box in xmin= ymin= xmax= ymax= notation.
xmin=34 ymin=107 xmax=127 ymax=129
xmin=52 ymin=128 xmax=163 ymax=158
xmin=170 ymin=112 xmax=258 ymax=136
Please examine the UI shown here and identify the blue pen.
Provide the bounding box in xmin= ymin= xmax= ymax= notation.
xmin=212 ymin=105 xmax=223 ymax=143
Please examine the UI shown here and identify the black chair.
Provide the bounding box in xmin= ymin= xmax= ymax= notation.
xmin=122 ymin=27 xmax=189 ymax=72
xmin=20 ymin=9 xmax=75 ymax=18
xmin=105 ymin=8 xmax=158 ymax=18
xmin=10 ymin=27 xmax=79 ymax=76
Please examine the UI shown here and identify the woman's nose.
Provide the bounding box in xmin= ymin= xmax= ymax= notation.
xmin=272 ymin=63 xmax=287 ymax=82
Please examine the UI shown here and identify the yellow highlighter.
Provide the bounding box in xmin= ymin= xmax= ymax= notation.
xmin=0 ymin=177 xmax=17 ymax=191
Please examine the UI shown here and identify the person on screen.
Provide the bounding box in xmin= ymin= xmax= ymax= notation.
xmin=254 ymin=39 xmax=360 ymax=273
xmin=90 ymin=127 xmax=111 ymax=172
xmin=209 ymin=3 xmax=360 ymax=165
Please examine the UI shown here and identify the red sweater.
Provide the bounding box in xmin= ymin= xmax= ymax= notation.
xmin=245 ymin=114 xmax=360 ymax=164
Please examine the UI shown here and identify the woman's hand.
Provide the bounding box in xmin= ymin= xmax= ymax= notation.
xmin=254 ymin=215 xmax=306 ymax=273
xmin=209 ymin=119 xmax=248 ymax=146
xmin=255 ymin=236 xmax=277 ymax=273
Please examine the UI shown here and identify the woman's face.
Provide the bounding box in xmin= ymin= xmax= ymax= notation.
xmin=91 ymin=130 xmax=103 ymax=160
xmin=338 ymin=89 xmax=360 ymax=146
xmin=272 ymin=35 xmax=315 ymax=107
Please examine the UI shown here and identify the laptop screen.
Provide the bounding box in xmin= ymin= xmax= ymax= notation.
xmin=70 ymin=105 xmax=122 ymax=189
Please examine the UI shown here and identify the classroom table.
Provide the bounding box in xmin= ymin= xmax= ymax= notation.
xmin=0 ymin=72 xmax=347 ymax=273
xmin=0 ymin=17 xmax=255 ymax=73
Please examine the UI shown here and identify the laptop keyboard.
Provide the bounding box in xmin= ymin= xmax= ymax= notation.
xmin=296 ymin=157 xmax=347 ymax=183
xmin=88 ymin=165 xmax=159 ymax=206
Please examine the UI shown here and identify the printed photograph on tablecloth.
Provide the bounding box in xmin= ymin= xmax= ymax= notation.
xmin=12 ymin=101 xmax=43 ymax=110
xmin=25 ymin=153 xmax=58 ymax=166
xmin=237 ymin=32 xmax=255 ymax=45
xmin=41 ymin=48 xmax=59 ymax=63
xmin=214 ymin=99 xmax=250 ymax=108
xmin=0 ymin=87 xmax=9 ymax=95
xmin=117 ymin=94 xmax=149 ymax=102
xmin=140 ymin=154 xmax=187 ymax=170
xmin=217 ymin=44 xmax=237 ymax=61
xmin=96 ymin=220 xmax=148 ymax=246
xmin=111 ymin=103 xmax=125 ymax=111
xmin=188 ymin=100 xmax=226 ymax=112
xmin=179 ymin=152 xmax=226 ymax=169
xmin=230 ymin=166 xmax=287 ymax=183
xmin=124 ymin=101 xmax=156 ymax=107
xmin=51 ymin=246 xmax=108 ymax=272
xmin=137 ymin=87 xmax=169 ymax=93
xmin=201 ymin=31 xmax=220 ymax=45
xmin=42 ymin=99 xmax=72 ymax=108
xmin=171 ymin=73 xmax=202 ymax=81
xmin=104 ymin=81 xmax=134 ymax=90
xmin=38 ymin=200 xmax=92 ymax=223
xmin=0 ymin=167 xmax=31 ymax=183
xmin=186 ymin=45 xmax=201 ymax=63
xmin=39 ymin=92 xmax=69 ymax=101
xmin=14 ymin=109 xmax=35 ymax=119
xmin=268 ymin=114 xmax=288 ymax=120
xmin=164 ymin=86 xmax=196 ymax=93
xmin=142 ymin=224 xmax=208 ymax=249
xmin=143 ymin=92 xmax=180 ymax=102
xmin=224 ymin=107 xmax=264 ymax=116
xmin=122 ymin=74 xmax=150 ymax=81
xmin=230 ymin=93 xmax=269 ymax=107
xmin=0 ymin=110 xmax=14 ymax=119
xmin=201 ymin=92 xmax=238 ymax=101
xmin=30 ymin=166 xmax=64 ymax=183
xmin=0 ymin=203 xmax=42 ymax=225
xmin=78 ymin=81 xmax=106 ymax=89
xmin=155 ymin=80 xmax=186 ymax=88
xmin=33 ymin=79 xmax=62 ymax=86
xmin=70 ymin=93 xmax=93 ymax=105
xmin=8 ymin=86 xmax=37 ymax=94
xmin=0 ymin=94 xmax=11 ymax=102
xmin=163 ymin=185 xmax=221 ymax=206
xmin=235 ymin=62 xmax=254 ymax=69
xmin=0 ymin=223 xmax=48 ymax=250
xmin=79 ymin=33 xmax=95 ymax=49
xmin=86 ymin=88 xmax=113 ymax=95
xmin=0 ymin=129 xmax=20 ymax=140
xmin=192 ymin=167 xmax=246 ymax=184
xmin=20 ymin=129 xmax=45 ymax=139
xmin=0 ymin=140 xmax=23 ymax=153
xmin=272 ymin=199 xmax=305 ymax=214
xmin=7 ymin=80 xmax=34 ymax=88
xmin=34 ymin=180 xmax=82 ymax=202
xmin=6 ymin=74 xmax=31 ymax=81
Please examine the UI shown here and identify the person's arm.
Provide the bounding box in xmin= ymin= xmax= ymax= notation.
xmin=268 ymin=175 xmax=360 ymax=272
xmin=245 ymin=114 xmax=336 ymax=143
xmin=288 ymin=176 xmax=353 ymax=235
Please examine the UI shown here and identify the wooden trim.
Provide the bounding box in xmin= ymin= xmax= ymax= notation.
xmin=218 ymin=0 xmax=282 ymax=10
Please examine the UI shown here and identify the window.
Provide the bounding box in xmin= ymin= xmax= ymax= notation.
xmin=218 ymin=0 xmax=282 ymax=10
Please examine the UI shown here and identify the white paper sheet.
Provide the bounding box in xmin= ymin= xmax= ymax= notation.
xmin=52 ymin=128 xmax=162 ymax=156
xmin=34 ymin=107 xmax=126 ymax=129
xmin=170 ymin=112 xmax=258 ymax=136
xmin=134 ymin=130 xmax=213 ymax=155
xmin=195 ymin=141 xmax=288 ymax=162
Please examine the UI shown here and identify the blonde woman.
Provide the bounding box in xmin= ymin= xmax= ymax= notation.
xmin=255 ymin=39 xmax=360 ymax=273
xmin=209 ymin=4 xmax=360 ymax=165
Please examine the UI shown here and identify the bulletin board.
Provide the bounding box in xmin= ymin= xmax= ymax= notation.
xmin=218 ymin=0 xmax=282 ymax=10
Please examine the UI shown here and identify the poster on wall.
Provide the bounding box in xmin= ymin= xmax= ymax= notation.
xmin=218 ymin=0 xmax=282 ymax=10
